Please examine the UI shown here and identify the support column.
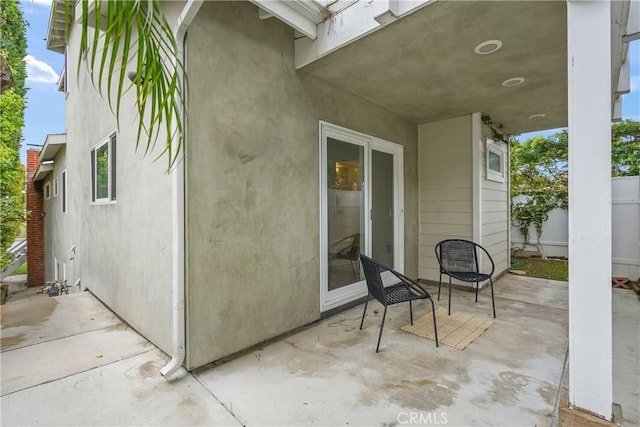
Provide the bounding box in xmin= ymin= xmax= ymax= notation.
xmin=567 ymin=0 xmax=612 ymax=421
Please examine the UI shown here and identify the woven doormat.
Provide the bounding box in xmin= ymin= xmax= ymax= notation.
xmin=401 ymin=307 xmax=494 ymax=350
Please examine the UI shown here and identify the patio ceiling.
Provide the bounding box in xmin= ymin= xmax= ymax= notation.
xmin=299 ymin=1 xmax=568 ymax=135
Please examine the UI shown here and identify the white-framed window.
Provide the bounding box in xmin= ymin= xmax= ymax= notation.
xmin=44 ymin=181 xmax=51 ymax=200
xmin=62 ymin=169 xmax=67 ymax=213
xmin=486 ymin=139 xmax=507 ymax=182
xmin=91 ymin=132 xmax=117 ymax=203
xmin=53 ymin=177 xmax=59 ymax=197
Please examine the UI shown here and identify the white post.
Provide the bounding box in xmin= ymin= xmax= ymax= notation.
xmin=567 ymin=0 xmax=612 ymax=420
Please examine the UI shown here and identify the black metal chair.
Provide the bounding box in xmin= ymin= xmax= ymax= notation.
xmin=434 ymin=239 xmax=496 ymax=318
xmin=359 ymin=253 xmax=439 ymax=352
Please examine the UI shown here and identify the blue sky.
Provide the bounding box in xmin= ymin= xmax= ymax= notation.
xmin=18 ymin=1 xmax=640 ymax=161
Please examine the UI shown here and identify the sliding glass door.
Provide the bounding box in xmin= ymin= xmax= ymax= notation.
xmin=320 ymin=123 xmax=404 ymax=311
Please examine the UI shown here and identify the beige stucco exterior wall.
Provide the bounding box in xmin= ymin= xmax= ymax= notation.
xmin=42 ymin=146 xmax=72 ymax=284
xmin=418 ymin=115 xmax=473 ymax=281
xmin=185 ymin=1 xmax=418 ymax=369
xmin=52 ymin=7 xmax=182 ymax=353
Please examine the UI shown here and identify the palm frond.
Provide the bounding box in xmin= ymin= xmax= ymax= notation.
xmin=75 ymin=0 xmax=185 ymax=170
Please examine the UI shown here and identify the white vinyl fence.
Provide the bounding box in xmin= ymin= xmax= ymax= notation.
xmin=511 ymin=176 xmax=640 ymax=280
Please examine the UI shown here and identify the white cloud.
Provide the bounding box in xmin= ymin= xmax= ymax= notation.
xmin=24 ymin=55 xmax=59 ymax=84
xmin=29 ymin=0 xmax=53 ymax=6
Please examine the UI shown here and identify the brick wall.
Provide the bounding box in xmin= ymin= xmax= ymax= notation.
xmin=26 ymin=150 xmax=45 ymax=287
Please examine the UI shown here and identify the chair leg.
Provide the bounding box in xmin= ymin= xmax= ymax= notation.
xmin=376 ymin=306 xmax=388 ymax=353
xmin=409 ymin=300 xmax=414 ymax=325
xmin=437 ymin=272 xmax=442 ymax=301
xmin=475 ymin=281 xmax=479 ymax=303
xmin=360 ymin=295 xmax=369 ymax=330
xmin=430 ymin=298 xmax=439 ymax=347
xmin=490 ymin=278 xmax=496 ymax=318
xmin=448 ymin=276 xmax=452 ymax=316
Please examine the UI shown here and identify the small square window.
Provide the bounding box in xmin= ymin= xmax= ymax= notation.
xmin=486 ymin=141 xmax=506 ymax=182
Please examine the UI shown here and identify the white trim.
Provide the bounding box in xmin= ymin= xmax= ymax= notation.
xmin=319 ymin=121 xmax=404 ymax=312
xmin=61 ymin=169 xmax=67 ymax=213
xmin=486 ymin=141 xmax=507 ymax=183
xmin=567 ymin=0 xmax=613 ymax=419
xmin=90 ymin=132 xmax=116 ymax=204
xmin=471 ymin=112 xmax=482 ymax=246
xmin=249 ymin=0 xmax=317 ymax=39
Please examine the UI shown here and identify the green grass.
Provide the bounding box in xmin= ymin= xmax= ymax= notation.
xmin=10 ymin=262 xmax=27 ymax=276
xmin=511 ymin=256 xmax=568 ymax=281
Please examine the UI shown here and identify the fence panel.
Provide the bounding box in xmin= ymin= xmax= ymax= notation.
xmin=511 ymin=176 xmax=640 ymax=280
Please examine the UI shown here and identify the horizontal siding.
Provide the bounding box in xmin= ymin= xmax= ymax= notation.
xmin=420 ymin=175 xmax=471 ymax=190
xmin=483 ymin=200 xmax=508 ymax=214
xmin=420 ymin=200 xmax=472 ymax=213
xmin=421 ymin=212 xmax=473 ymax=225
xmin=418 ymin=116 xmax=473 ymax=282
xmin=481 ymin=137 xmax=509 ymax=277
xmin=482 ymin=188 xmax=508 ymax=202
xmin=421 ymin=188 xmax=472 ymax=201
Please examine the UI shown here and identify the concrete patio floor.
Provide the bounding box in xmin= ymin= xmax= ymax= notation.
xmin=1 ymin=275 xmax=638 ymax=426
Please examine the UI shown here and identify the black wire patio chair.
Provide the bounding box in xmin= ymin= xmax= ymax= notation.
xmin=434 ymin=239 xmax=496 ymax=318
xmin=359 ymin=253 xmax=439 ymax=352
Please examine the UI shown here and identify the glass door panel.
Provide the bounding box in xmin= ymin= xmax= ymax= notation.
xmin=327 ymin=137 xmax=365 ymax=291
xmin=371 ymin=150 xmax=394 ymax=267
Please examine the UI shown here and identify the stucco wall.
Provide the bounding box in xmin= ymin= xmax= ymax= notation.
xmin=185 ymin=1 xmax=418 ymax=369
xmin=42 ymin=147 xmax=72 ymax=284
xmin=55 ymin=13 xmax=177 ymax=353
xmin=418 ymin=116 xmax=473 ymax=281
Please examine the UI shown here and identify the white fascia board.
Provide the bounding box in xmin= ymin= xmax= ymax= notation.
xmin=295 ymin=0 xmax=434 ymax=69
xmin=624 ymin=0 xmax=639 ymax=42
xmin=616 ymin=48 xmax=630 ymax=95
xmin=249 ymin=0 xmax=317 ymax=39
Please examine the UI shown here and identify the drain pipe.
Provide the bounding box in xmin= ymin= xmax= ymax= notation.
xmin=161 ymin=0 xmax=204 ymax=379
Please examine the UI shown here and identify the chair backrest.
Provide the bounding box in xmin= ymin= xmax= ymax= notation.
xmin=359 ymin=253 xmax=388 ymax=305
xmin=435 ymin=239 xmax=479 ymax=274
xmin=337 ymin=234 xmax=360 ymax=260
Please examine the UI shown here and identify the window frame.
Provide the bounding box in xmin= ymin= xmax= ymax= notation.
xmin=53 ymin=177 xmax=59 ymax=197
xmin=486 ymin=140 xmax=506 ymax=183
xmin=91 ymin=132 xmax=117 ymax=204
xmin=44 ymin=181 xmax=51 ymax=200
xmin=62 ymin=169 xmax=67 ymax=213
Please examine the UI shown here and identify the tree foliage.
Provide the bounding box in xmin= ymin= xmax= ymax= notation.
xmin=75 ymin=0 xmax=185 ymax=170
xmin=612 ymin=119 xmax=640 ymax=176
xmin=0 ymin=0 xmax=27 ymax=271
xmin=511 ymin=120 xmax=640 ymax=246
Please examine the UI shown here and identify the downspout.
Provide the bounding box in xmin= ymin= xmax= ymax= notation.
xmin=161 ymin=0 xmax=204 ymax=379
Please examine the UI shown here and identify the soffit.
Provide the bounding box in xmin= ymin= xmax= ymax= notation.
xmin=46 ymin=0 xmax=68 ymax=54
xmin=40 ymin=133 xmax=67 ymax=162
xmin=299 ymin=1 xmax=568 ymax=134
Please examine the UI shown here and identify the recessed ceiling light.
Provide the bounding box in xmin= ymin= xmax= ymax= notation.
xmin=502 ymin=77 xmax=525 ymax=87
xmin=528 ymin=113 xmax=546 ymax=119
xmin=474 ymin=40 xmax=503 ymax=55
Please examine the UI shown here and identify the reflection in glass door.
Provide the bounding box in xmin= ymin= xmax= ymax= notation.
xmin=321 ymin=122 xmax=403 ymax=312
xmin=327 ymin=137 xmax=365 ymax=291
xmin=371 ymin=150 xmax=394 ymax=267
